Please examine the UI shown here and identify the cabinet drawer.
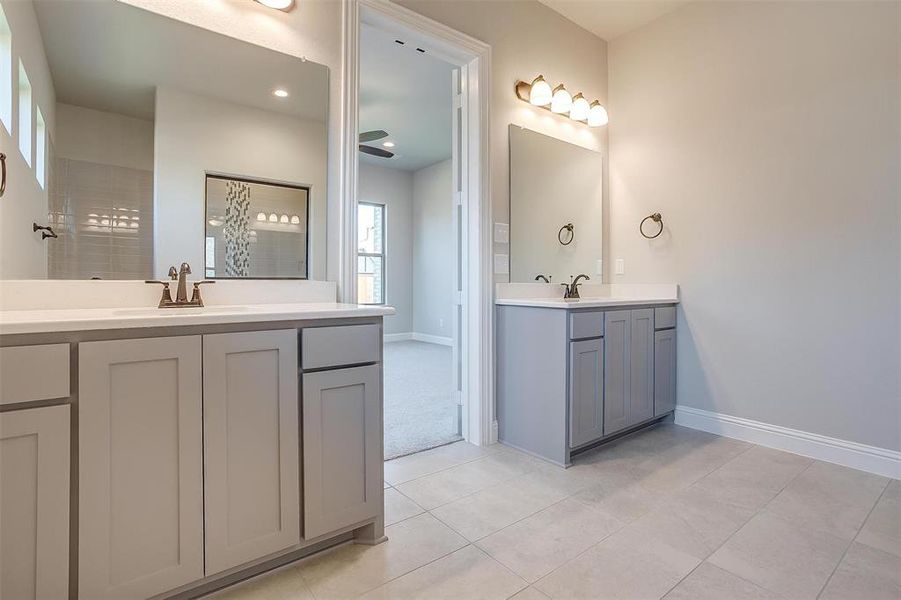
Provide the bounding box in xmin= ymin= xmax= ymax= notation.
xmin=302 ymin=324 xmax=380 ymax=370
xmin=569 ymin=311 xmax=604 ymax=339
xmin=0 ymin=344 xmax=70 ymax=406
xmin=654 ymin=306 xmax=676 ymax=330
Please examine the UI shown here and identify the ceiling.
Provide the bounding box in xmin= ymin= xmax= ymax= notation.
xmin=538 ymin=0 xmax=694 ymax=41
xmin=33 ymin=0 xmax=328 ymax=122
xmin=359 ymin=23 xmax=454 ymax=172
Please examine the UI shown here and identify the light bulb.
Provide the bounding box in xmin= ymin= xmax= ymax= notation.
xmin=588 ymin=101 xmax=608 ymax=127
xmin=569 ymin=93 xmax=590 ymax=121
xmin=550 ymin=84 xmax=572 ymax=114
xmin=529 ymin=75 xmax=552 ymax=106
xmin=268 ymin=213 xmax=278 ymax=222
xmin=257 ymin=212 xmax=267 ymax=221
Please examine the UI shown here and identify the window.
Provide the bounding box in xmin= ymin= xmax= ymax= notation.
xmin=18 ymin=60 xmax=31 ymax=166
xmin=357 ymin=202 xmax=385 ymax=304
xmin=35 ymin=107 xmax=45 ymax=187
xmin=0 ymin=4 xmax=10 ymax=133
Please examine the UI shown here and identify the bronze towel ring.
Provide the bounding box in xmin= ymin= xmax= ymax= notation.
xmin=558 ymin=223 xmax=574 ymax=245
xmin=640 ymin=213 xmax=663 ymax=239
xmin=0 ymin=152 xmax=6 ymax=198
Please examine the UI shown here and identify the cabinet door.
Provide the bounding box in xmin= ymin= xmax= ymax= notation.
xmin=203 ymin=330 xmax=300 ymax=574
xmin=79 ymin=336 xmax=203 ymax=600
xmin=569 ymin=338 xmax=604 ymax=448
xmin=603 ymin=311 xmax=631 ymax=435
xmin=654 ymin=329 xmax=677 ymax=416
xmin=0 ymin=405 xmax=70 ymax=600
xmin=303 ymin=365 xmax=381 ymax=539
xmin=629 ymin=309 xmax=655 ymax=425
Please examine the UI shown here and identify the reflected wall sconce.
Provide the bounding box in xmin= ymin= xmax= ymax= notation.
xmin=515 ymin=75 xmax=608 ymax=127
xmin=254 ymin=0 xmax=295 ymax=11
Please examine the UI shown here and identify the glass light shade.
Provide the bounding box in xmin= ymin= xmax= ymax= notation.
xmin=588 ymin=101 xmax=609 ymax=127
xmin=256 ymin=212 xmax=267 ymax=221
xmin=529 ymin=75 xmax=552 ymax=106
xmin=550 ymin=85 xmax=572 ymax=114
xmin=569 ymin=93 xmax=590 ymax=121
xmin=280 ymin=214 xmax=289 ymax=224
xmin=290 ymin=215 xmax=300 ymax=224
xmin=268 ymin=213 xmax=278 ymax=222
xmin=255 ymin=0 xmax=294 ymax=10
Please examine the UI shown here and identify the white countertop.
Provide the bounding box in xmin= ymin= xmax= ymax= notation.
xmin=0 ymin=302 xmax=396 ymax=335
xmin=495 ymin=282 xmax=679 ymax=309
xmin=496 ymin=296 xmax=678 ymax=309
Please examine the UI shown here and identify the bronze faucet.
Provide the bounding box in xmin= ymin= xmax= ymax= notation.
xmin=561 ymin=274 xmax=590 ymax=299
xmin=146 ymin=263 xmax=215 ymax=308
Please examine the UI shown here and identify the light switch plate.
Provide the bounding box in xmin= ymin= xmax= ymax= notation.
xmin=494 ymin=253 xmax=509 ymax=274
xmin=494 ymin=222 xmax=510 ymax=244
xmin=615 ymin=258 xmax=625 ymax=275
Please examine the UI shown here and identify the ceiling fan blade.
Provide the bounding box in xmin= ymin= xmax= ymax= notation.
xmin=359 ymin=144 xmax=395 ymax=159
xmin=359 ymin=130 xmax=389 ymax=143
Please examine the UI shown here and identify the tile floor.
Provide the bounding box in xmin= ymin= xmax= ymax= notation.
xmin=211 ymin=424 xmax=900 ymax=600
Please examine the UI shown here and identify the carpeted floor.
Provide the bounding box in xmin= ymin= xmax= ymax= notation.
xmin=383 ymin=340 xmax=461 ymax=460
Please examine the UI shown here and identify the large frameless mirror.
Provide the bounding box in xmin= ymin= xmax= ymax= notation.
xmin=0 ymin=0 xmax=328 ymax=280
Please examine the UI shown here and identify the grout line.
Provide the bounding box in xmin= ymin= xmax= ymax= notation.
xmin=384 ymin=443 xmax=502 ymax=486
xmin=814 ymin=478 xmax=890 ymax=599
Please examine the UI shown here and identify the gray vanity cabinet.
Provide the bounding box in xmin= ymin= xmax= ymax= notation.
xmin=603 ymin=308 xmax=655 ymax=436
xmin=78 ymin=336 xmax=204 ymax=600
xmin=569 ymin=338 xmax=604 ymax=448
xmin=302 ymin=364 xmax=382 ymax=539
xmin=654 ymin=328 xmax=677 ymax=416
xmin=202 ymin=330 xmax=300 ymax=575
xmin=0 ymin=404 xmax=70 ymax=600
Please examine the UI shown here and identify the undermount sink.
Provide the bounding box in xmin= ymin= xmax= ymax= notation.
xmin=112 ymin=305 xmax=249 ymax=316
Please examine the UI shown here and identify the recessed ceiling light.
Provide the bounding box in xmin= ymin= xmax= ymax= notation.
xmin=382 ymin=141 xmax=395 ymax=148
xmin=273 ymin=89 xmax=289 ymax=98
xmin=255 ymin=0 xmax=295 ymax=11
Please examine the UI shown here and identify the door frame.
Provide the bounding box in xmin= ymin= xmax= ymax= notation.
xmin=339 ymin=0 xmax=495 ymax=445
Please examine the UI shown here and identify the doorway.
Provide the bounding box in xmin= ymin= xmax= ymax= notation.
xmin=343 ymin=0 xmax=492 ymax=455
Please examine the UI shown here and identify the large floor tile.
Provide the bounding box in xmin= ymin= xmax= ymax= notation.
xmin=662 ymin=562 xmax=781 ymax=600
xmin=395 ymin=450 xmax=541 ymax=510
xmin=708 ymin=511 xmax=848 ymax=599
xmin=476 ymin=497 xmax=623 ymax=582
xmin=430 ymin=471 xmax=570 ymax=541
xmin=630 ymin=436 xmax=751 ymax=495
xmin=384 ymin=487 xmax=425 ymax=526
xmin=765 ymin=460 xmax=888 ymax=540
xmin=857 ymin=479 xmax=901 ymax=557
xmin=618 ymin=486 xmax=756 ymax=562
xmin=384 ymin=441 xmax=496 ymax=486
xmin=689 ymin=445 xmax=811 ymax=511
xmin=298 ymin=513 xmax=467 ymax=599
xmin=207 ymin=564 xmax=313 ymax=600
xmin=820 ymin=541 xmax=901 ymax=600
xmin=359 ymin=545 xmax=527 ymax=600
xmin=535 ymin=527 xmax=700 ymax=599
xmin=570 ymin=469 xmax=667 ymax=522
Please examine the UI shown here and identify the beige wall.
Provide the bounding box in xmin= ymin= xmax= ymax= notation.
xmin=608 ymin=1 xmax=900 ymax=450
xmin=413 ymin=159 xmax=454 ymax=339
xmin=55 ymin=103 xmax=153 ymax=171
xmin=395 ymin=0 xmax=609 ymax=283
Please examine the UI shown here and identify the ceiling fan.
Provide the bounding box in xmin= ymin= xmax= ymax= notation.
xmin=359 ymin=130 xmax=395 ymax=159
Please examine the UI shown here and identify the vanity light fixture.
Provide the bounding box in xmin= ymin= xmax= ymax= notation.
xmin=272 ymin=89 xmax=289 ymax=98
xmin=515 ymin=75 xmax=608 ymax=127
xmin=268 ymin=213 xmax=278 ymax=223
xmin=280 ymin=214 xmax=289 ymax=224
xmin=290 ymin=215 xmax=300 ymax=224
xmin=255 ymin=0 xmax=295 ymax=12
xmin=256 ymin=212 xmax=267 ymax=221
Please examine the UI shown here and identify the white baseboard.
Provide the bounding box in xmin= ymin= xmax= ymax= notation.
xmin=674 ymin=406 xmax=900 ymax=479
xmin=411 ymin=332 xmax=453 ymax=346
xmin=384 ymin=333 xmax=413 ymax=343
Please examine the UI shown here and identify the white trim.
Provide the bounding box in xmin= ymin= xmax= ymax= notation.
xmin=674 ymin=406 xmax=901 ymax=479
xmin=343 ymin=0 xmax=493 ymax=446
xmin=411 ymin=333 xmax=453 ymax=347
xmin=383 ymin=333 xmax=413 ymax=343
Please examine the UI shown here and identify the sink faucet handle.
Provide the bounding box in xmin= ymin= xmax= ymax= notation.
xmin=145 ymin=280 xmax=174 ymax=307
xmin=560 ymin=282 xmax=572 ymax=299
xmin=168 ymin=266 xmax=178 ymax=280
xmin=180 ymin=262 xmax=192 ymax=275
xmin=190 ymin=280 xmax=215 ymax=307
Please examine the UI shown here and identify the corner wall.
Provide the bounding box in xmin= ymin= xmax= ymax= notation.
xmin=608 ymin=1 xmax=900 ymax=451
